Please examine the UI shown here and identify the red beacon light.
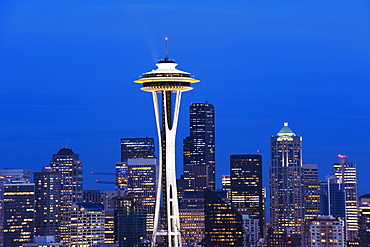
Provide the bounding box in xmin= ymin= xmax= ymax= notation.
xmin=338 ymin=154 xmax=348 ymax=158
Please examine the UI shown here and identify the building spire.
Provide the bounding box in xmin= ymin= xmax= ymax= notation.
xmin=158 ymin=37 xmax=175 ymax=63
xmin=165 ymin=37 xmax=169 ymax=58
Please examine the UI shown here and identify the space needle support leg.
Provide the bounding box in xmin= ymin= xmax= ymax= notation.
xmin=172 ymin=91 xmax=182 ymax=135
xmin=163 ymin=90 xmax=182 ymax=247
xmin=172 ymin=90 xmax=182 ymax=247
xmin=151 ymin=91 xmax=163 ymax=247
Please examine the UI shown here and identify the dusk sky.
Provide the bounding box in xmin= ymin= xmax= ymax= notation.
xmin=1 ymin=1 xmax=369 ymax=194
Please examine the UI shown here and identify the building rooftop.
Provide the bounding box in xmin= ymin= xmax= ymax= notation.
xmin=73 ymin=202 xmax=104 ymax=211
xmin=141 ymin=61 xmax=191 ymax=77
xmin=359 ymin=194 xmax=370 ymax=199
xmin=277 ymin=122 xmax=296 ymax=136
xmin=56 ymin=147 xmax=74 ymax=155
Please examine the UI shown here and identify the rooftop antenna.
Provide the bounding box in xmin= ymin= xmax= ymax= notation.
xmin=158 ymin=37 xmax=174 ymax=63
xmin=165 ymin=37 xmax=169 ymax=58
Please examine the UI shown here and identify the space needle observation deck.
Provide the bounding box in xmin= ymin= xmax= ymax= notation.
xmin=134 ymin=58 xmax=199 ymax=92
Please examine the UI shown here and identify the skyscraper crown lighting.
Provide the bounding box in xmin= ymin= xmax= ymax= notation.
xmin=276 ymin=122 xmax=296 ymax=137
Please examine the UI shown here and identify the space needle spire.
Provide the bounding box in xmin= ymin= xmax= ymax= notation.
xmin=134 ymin=38 xmax=199 ymax=247
xmin=165 ymin=37 xmax=169 ymax=59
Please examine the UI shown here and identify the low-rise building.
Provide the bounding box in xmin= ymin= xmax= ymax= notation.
xmin=70 ymin=203 xmax=105 ymax=247
xmin=302 ymin=215 xmax=344 ymax=247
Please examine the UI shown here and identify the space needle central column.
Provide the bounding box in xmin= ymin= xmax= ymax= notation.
xmin=134 ymin=42 xmax=199 ymax=247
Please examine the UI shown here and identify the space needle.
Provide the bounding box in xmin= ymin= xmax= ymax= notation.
xmin=134 ymin=38 xmax=199 ymax=247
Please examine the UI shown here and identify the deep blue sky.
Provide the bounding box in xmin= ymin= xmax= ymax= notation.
xmin=1 ymin=0 xmax=369 ymax=194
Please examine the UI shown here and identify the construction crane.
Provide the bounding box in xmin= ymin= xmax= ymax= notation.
xmin=94 ymin=179 xmax=115 ymax=184
xmin=90 ymin=172 xmax=115 ymax=175
xmin=90 ymin=171 xmax=115 ymax=184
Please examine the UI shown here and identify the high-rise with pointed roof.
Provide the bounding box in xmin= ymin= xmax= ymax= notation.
xmin=49 ymin=147 xmax=83 ymax=244
xmin=270 ymin=122 xmax=304 ymax=234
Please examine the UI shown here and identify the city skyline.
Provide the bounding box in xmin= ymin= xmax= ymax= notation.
xmin=1 ymin=0 xmax=369 ymax=196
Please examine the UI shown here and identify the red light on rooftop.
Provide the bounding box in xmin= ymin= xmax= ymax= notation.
xmin=164 ymin=37 xmax=168 ymax=40
xmin=338 ymin=154 xmax=348 ymax=158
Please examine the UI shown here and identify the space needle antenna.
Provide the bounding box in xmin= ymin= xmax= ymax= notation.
xmin=165 ymin=37 xmax=169 ymax=58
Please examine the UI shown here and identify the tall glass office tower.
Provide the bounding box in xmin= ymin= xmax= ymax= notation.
xmin=320 ymin=175 xmax=346 ymax=219
xmin=270 ymin=122 xmax=304 ymax=234
xmin=333 ymin=154 xmax=359 ymax=241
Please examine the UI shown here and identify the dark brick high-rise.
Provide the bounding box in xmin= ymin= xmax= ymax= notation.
xmin=183 ymin=103 xmax=215 ymax=191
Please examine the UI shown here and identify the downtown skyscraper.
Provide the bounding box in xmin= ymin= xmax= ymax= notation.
xmin=182 ymin=103 xmax=215 ymax=191
xmin=302 ymin=164 xmax=321 ymax=220
xmin=126 ymin=158 xmax=158 ymax=239
xmin=120 ymin=137 xmax=155 ymax=162
xmin=204 ymin=189 xmax=243 ymax=246
xmin=34 ymin=167 xmax=62 ymax=238
xmin=320 ymin=175 xmax=346 ymax=219
xmin=270 ymin=122 xmax=304 ymax=234
xmin=358 ymin=194 xmax=370 ymax=246
xmin=0 ymin=181 xmax=35 ymax=246
xmin=49 ymin=147 xmax=83 ymax=244
xmin=179 ymin=191 xmax=206 ymax=246
xmin=115 ymin=138 xmax=158 ymax=243
xmin=333 ymin=154 xmax=359 ymax=241
xmin=114 ymin=195 xmax=147 ymax=247
xmin=230 ymin=154 xmax=264 ymax=237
